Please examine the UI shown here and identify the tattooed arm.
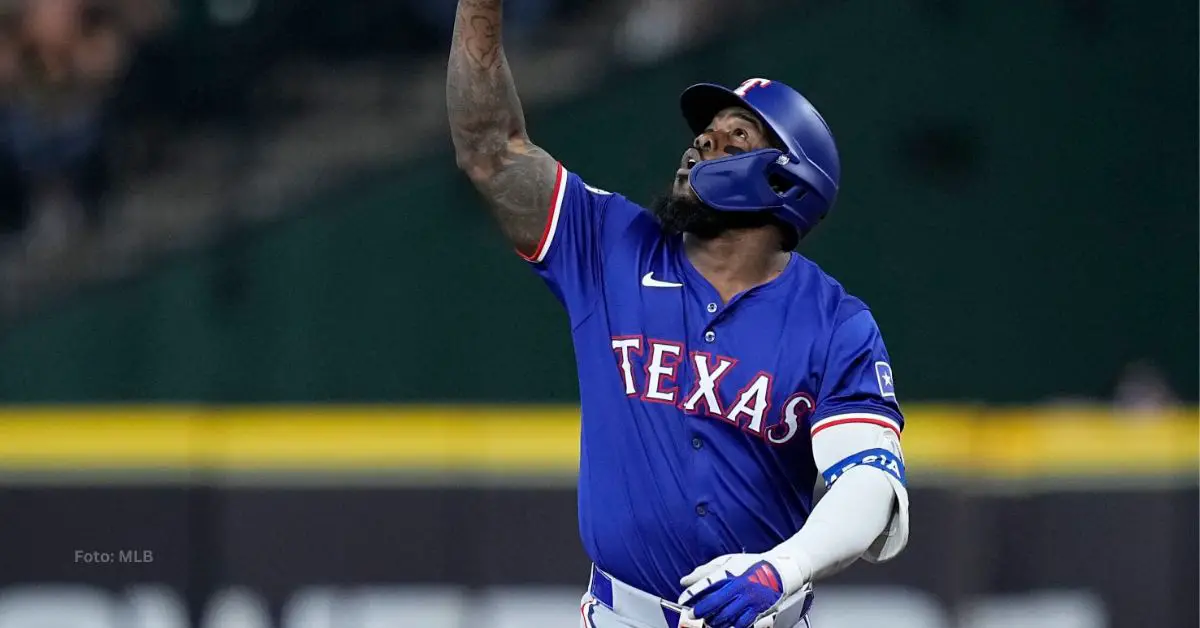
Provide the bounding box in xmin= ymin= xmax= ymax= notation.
xmin=447 ymin=0 xmax=559 ymax=256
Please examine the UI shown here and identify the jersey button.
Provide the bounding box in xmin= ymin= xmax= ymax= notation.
xmin=692 ymin=437 xmax=703 ymax=450
xmin=706 ymin=302 xmax=718 ymax=313
xmin=695 ymin=503 xmax=708 ymax=517
xmin=704 ymin=331 xmax=716 ymax=343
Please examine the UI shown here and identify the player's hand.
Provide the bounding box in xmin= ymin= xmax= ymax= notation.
xmin=676 ymin=553 xmax=794 ymax=628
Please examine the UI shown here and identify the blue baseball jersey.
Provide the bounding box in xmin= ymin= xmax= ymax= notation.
xmin=523 ymin=164 xmax=905 ymax=600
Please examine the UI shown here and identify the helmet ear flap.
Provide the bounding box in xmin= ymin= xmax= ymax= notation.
xmin=767 ymin=172 xmax=794 ymax=195
xmin=766 ymin=161 xmax=810 ymax=203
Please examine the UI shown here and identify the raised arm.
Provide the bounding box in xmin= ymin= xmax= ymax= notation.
xmin=447 ymin=0 xmax=559 ymax=256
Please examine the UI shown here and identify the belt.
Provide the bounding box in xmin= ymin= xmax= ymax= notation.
xmin=588 ymin=564 xmax=690 ymax=628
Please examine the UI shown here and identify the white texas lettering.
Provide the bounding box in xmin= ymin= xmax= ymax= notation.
xmin=643 ymin=341 xmax=684 ymax=403
xmin=768 ymin=393 xmax=813 ymax=445
xmin=610 ymin=337 xmax=643 ymax=395
xmin=726 ymin=372 xmax=773 ymax=433
xmin=608 ymin=335 xmax=811 ymax=445
xmin=680 ymin=352 xmax=735 ymax=415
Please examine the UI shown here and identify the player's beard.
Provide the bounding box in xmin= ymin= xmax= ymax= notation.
xmin=650 ymin=191 xmax=779 ymax=241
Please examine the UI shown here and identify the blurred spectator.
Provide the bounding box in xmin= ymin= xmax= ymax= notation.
xmin=614 ymin=0 xmax=690 ymax=64
xmin=1112 ymin=359 xmax=1178 ymax=414
xmin=0 ymin=10 xmax=28 ymax=237
xmin=1 ymin=0 xmax=119 ymax=245
xmin=614 ymin=0 xmax=725 ymax=65
xmin=0 ymin=0 xmax=168 ymax=249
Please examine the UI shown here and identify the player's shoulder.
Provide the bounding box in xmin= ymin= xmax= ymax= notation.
xmin=561 ymin=167 xmax=660 ymax=236
xmin=789 ymin=254 xmax=872 ymax=327
xmin=564 ymin=167 xmax=614 ymax=197
xmin=563 ymin=168 xmax=641 ymax=208
xmin=560 ymin=167 xmax=653 ymax=216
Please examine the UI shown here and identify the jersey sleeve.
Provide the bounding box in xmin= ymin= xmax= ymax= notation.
xmin=809 ymin=309 xmax=905 ymax=438
xmin=520 ymin=162 xmax=658 ymax=318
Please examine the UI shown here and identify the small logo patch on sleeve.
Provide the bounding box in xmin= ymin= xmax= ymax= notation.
xmin=875 ymin=362 xmax=896 ymax=399
xmin=583 ymin=184 xmax=612 ymax=196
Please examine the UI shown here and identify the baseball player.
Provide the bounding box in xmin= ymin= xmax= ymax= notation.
xmin=447 ymin=2 xmax=910 ymax=627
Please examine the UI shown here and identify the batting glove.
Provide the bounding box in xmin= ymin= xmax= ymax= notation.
xmin=676 ymin=553 xmax=808 ymax=628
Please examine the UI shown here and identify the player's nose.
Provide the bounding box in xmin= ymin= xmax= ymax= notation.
xmin=693 ymin=133 xmax=716 ymax=155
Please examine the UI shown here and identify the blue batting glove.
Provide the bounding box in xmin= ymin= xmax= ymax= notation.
xmin=677 ymin=555 xmax=786 ymax=628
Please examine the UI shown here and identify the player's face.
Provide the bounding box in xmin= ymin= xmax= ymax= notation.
xmin=672 ymin=107 xmax=774 ymax=200
xmin=652 ymin=107 xmax=777 ymax=240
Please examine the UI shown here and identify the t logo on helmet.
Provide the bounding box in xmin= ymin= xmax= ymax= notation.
xmin=734 ymin=78 xmax=772 ymax=96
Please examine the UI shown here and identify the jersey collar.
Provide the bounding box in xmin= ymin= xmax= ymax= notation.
xmin=674 ymin=243 xmax=800 ymax=306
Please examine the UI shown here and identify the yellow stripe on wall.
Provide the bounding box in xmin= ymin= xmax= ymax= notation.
xmin=0 ymin=405 xmax=1194 ymax=478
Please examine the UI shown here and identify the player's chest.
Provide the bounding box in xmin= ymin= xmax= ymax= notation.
xmin=601 ymin=288 xmax=819 ymax=444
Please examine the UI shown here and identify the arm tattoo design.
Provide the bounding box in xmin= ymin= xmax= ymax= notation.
xmin=447 ymin=0 xmax=559 ymax=253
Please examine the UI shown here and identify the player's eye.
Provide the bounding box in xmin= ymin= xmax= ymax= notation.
xmin=733 ymin=128 xmax=748 ymax=140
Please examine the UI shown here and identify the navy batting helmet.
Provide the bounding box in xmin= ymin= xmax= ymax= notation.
xmin=680 ymin=78 xmax=840 ymax=238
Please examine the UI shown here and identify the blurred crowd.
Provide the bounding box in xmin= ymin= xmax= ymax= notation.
xmin=0 ymin=0 xmax=171 ymax=247
xmin=0 ymin=0 xmax=589 ymax=252
xmin=0 ymin=0 xmax=723 ymax=267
